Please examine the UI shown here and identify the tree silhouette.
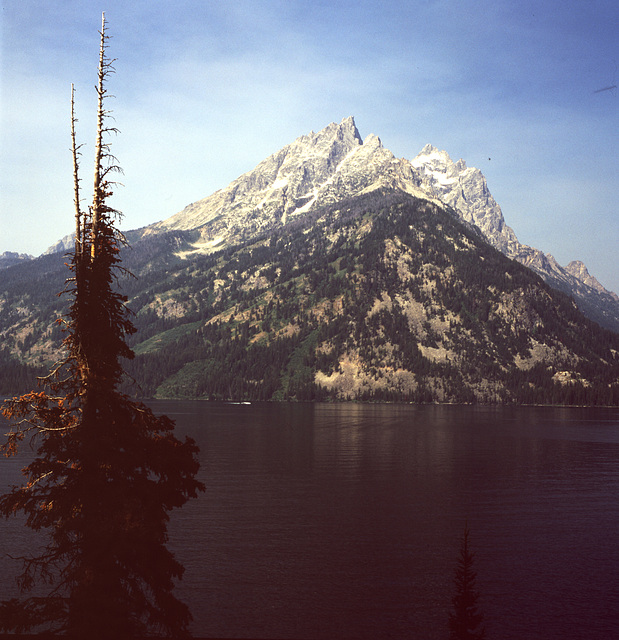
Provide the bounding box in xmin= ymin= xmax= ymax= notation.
xmin=449 ymin=523 xmax=486 ymax=640
xmin=0 ymin=14 xmax=204 ymax=638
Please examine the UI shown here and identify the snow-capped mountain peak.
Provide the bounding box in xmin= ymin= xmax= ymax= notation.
xmin=146 ymin=117 xmax=431 ymax=248
xmin=139 ymin=116 xmax=617 ymax=329
xmin=415 ymin=143 xmax=454 ymax=165
xmin=411 ymin=144 xmax=518 ymax=253
xmin=147 ymin=117 xmax=363 ymax=237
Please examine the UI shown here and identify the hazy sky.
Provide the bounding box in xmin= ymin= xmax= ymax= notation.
xmin=1 ymin=1 xmax=617 ymax=292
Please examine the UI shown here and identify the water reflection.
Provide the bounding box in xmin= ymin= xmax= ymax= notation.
xmin=1 ymin=403 xmax=618 ymax=639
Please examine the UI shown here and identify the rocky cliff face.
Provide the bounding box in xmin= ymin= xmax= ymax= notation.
xmin=410 ymin=144 xmax=519 ymax=253
xmin=42 ymin=234 xmax=75 ymax=256
xmin=145 ymin=117 xmax=435 ymax=254
xmin=142 ymin=117 xmax=618 ymax=331
xmin=409 ymin=143 xmax=619 ymax=329
xmin=564 ymin=260 xmax=608 ymax=295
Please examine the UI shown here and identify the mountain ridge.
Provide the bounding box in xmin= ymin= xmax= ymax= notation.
xmin=1 ymin=188 xmax=617 ymax=403
xmin=3 ymin=117 xmax=617 ymax=332
xmin=138 ymin=116 xmax=617 ymax=331
xmin=407 ymin=137 xmax=619 ymax=330
xmin=1 ymin=117 xmax=618 ymax=403
xmin=0 ymin=251 xmax=34 ymax=269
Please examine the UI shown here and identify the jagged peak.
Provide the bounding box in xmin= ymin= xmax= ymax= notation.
xmin=567 ymin=260 xmax=588 ymax=274
xmin=292 ymin=117 xmax=363 ymax=159
xmin=363 ymin=133 xmax=383 ymax=148
xmin=565 ymin=260 xmax=608 ymax=294
xmin=310 ymin=116 xmax=362 ymax=145
xmin=0 ymin=251 xmax=33 ymax=260
xmin=0 ymin=251 xmax=34 ymax=269
xmin=419 ymin=143 xmax=439 ymax=155
xmin=44 ymin=233 xmax=75 ymax=255
xmin=412 ymin=144 xmax=455 ymax=167
xmin=340 ymin=115 xmax=361 ymax=137
xmin=414 ymin=145 xmax=473 ymax=178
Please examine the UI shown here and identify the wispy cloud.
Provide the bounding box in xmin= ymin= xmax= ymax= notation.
xmin=1 ymin=0 xmax=617 ymax=291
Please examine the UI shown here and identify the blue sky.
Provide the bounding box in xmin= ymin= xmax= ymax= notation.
xmin=1 ymin=0 xmax=617 ymax=292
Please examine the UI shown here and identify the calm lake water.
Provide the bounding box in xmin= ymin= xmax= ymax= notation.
xmin=1 ymin=402 xmax=618 ymax=639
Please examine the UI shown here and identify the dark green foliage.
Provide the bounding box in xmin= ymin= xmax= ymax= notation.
xmin=1 ymin=16 xmax=204 ymax=637
xmin=2 ymin=187 xmax=619 ymax=404
xmin=114 ymin=190 xmax=619 ymax=404
xmin=0 ymin=349 xmax=47 ymax=394
xmin=449 ymin=524 xmax=486 ymax=640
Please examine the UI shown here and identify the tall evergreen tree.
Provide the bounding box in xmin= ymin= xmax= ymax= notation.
xmin=0 ymin=14 xmax=204 ymax=637
xmin=449 ymin=523 xmax=486 ymax=640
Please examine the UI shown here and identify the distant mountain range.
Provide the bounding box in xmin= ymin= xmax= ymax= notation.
xmin=0 ymin=252 xmax=34 ymax=269
xmin=1 ymin=117 xmax=617 ymax=403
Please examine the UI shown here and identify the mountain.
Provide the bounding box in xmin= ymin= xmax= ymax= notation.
xmin=142 ymin=116 xmax=434 ymax=252
xmin=120 ymin=190 xmax=618 ymax=404
xmin=1 ymin=117 xmax=618 ymax=403
xmin=139 ymin=117 xmax=618 ymax=331
xmin=409 ymin=143 xmax=619 ymax=331
xmin=0 ymin=252 xmax=33 ymax=269
xmin=43 ymin=233 xmax=76 ymax=256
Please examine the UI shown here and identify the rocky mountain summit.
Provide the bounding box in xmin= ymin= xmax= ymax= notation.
xmin=145 ymin=116 xmax=433 ymax=253
xmin=409 ymin=142 xmax=619 ymax=329
xmin=144 ymin=116 xmax=617 ymax=331
xmin=410 ymin=144 xmax=519 ymax=253
xmin=0 ymin=252 xmax=33 ymax=269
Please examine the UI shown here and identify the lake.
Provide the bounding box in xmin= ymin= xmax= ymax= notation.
xmin=1 ymin=402 xmax=618 ymax=639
